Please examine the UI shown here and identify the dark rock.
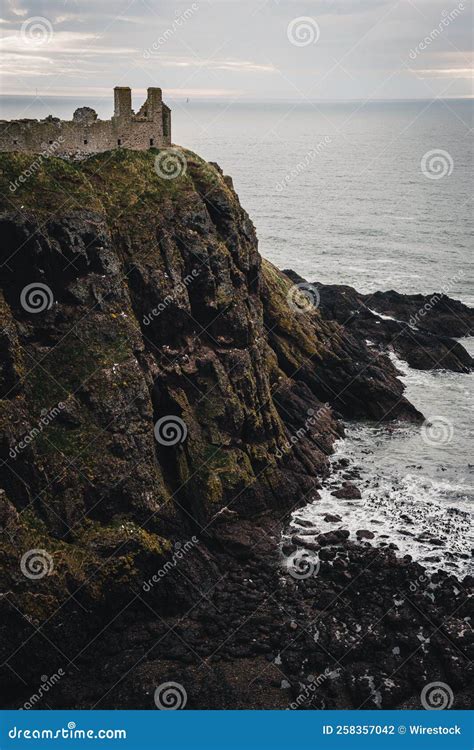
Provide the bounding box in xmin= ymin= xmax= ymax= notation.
xmin=0 ymin=489 xmax=18 ymax=531
xmin=331 ymin=483 xmax=362 ymax=499
xmin=291 ymin=535 xmax=320 ymax=552
xmin=356 ymin=530 xmax=375 ymax=540
xmin=282 ymin=271 xmax=473 ymax=374
xmin=317 ymin=529 xmax=350 ymax=546
xmin=293 ymin=518 xmax=315 ymax=528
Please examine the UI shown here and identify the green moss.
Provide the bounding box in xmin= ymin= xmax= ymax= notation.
xmin=0 ymin=152 xmax=102 ymax=216
xmin=261 ymin=258 xmax=320 ymax=362
xmin=0 ymin=147 xmax=208 ymax=228
xmin=192 ymin=445 xmax=255 ymax=504
xmin=25 ymin=325 xmax=131 ymax=413
xmin=0 ymin=509 xmax=173 ymax=624
xmin=82 ymin=148 xmax=190 ymax=214
xmin=35 ymin=421 xmax=102 ymax=460
xmin=185 ymin=152 xmax=224 ymax=190
xmin=77 ymin=518 xmax=172 ymax=557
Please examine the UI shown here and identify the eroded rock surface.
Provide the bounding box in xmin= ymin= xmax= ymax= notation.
xmin=283 ymin=270 xmax=474 ymax=373
xmin=0 ymin=149 xmax=471 ymax=710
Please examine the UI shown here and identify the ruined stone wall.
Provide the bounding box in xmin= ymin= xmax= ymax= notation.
xmin=0 ymin=87 xmax=171 ymax=158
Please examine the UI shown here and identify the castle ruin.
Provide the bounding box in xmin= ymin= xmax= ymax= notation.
xmin=0 ymin=87 xmax=171 ymax=158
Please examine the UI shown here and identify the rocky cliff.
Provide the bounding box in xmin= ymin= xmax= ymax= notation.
xmin=0 ymin=149 xmax=471 ymax=710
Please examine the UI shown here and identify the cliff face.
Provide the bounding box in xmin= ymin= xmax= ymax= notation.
xmin=0 ymin=148 xmax=426 ymax=706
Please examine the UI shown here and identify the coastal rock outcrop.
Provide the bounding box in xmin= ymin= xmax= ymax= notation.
xmin=0 ymin=148 xmax=471 ymax=710
xmin=283 ymin=271 xmax=474 ymax=374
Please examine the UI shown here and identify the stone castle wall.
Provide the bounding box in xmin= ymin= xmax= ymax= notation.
xmin=0 ymin=87 xmax=171 ymax=158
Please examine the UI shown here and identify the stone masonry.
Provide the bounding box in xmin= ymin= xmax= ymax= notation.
xmin=0 ymin=87 xmax=171 ymax=158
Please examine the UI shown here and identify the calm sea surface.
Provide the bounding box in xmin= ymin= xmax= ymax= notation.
xmin=173 ymin=100 xmax=474 ymax=303
xmin=2 ymin=96 xmax=472 ymax=573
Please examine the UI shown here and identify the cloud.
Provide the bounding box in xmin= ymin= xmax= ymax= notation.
xmin=0 ymin=0 xmax=472 ymax=99
xmin=158 ymin=57 xmax=277 ymax=73
xmin=165 ymin=87 xmax=245 ymax=98
xmin=413 ymin=68 xmax=473 ymax=79
xmin=0 ymin=30 xmax=96 ymax=51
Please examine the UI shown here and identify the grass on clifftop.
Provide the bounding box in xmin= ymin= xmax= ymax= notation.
xmin=0 ymin=147 xmax=224 ymax=222
xmin=0 ymin=152 xmax=102 ymax=216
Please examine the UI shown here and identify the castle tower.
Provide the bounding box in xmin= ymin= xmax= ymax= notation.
xmin=114 ymin=87 xmax=132 ymax=120
xmin=135 ymin=88 xmax=162 ymax=121
xmin=145 ymin=88 xmax=162 ymax=118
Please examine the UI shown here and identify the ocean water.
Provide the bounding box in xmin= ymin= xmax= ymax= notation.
xmin=2 ymin=96 xmax=472 ymax=573
xmin=173 ymin=99 xmax=474 ymax=305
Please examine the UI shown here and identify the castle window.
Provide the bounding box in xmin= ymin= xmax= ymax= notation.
xmin=48 ymin=140 xmax=53 ymax=144
xmin=84 ymin=139 xmax=88 ymax=145
xmin=149 ymin=138 xmax=154 ymax=146
xmin=117 ymin=139 xmax=121 ymax=146
xmin=13 ymin=140 xmax=18 ymax=145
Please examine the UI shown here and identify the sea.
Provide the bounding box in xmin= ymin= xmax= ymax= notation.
xmin=2 ymin=96 xmax=473 ymax=575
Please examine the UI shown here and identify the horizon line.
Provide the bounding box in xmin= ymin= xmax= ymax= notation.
xmin=0 ymin=93 xmax=472 ymax=104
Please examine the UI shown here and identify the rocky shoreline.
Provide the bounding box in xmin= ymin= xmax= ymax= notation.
xmin=283 ymin=270 xmax=474 ymax=374
xmin=7 ymin=496 xmax=471 ymax=711
xmin=0 ymin=148 xmax=472 ymax=710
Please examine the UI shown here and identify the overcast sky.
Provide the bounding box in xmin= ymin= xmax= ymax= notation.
xmin=1 ymin=0 xmax=472 ymax=102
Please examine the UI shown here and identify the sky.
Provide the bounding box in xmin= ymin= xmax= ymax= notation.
xmin=0 ymin=0 xmax=472 ymax=103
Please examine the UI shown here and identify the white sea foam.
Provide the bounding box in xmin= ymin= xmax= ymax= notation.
xmin=288 ymin=348 xmax=473 ymax=577
xmin=367 ymin=308 xmax=400 ymax=323
xmin=291 ymin=465 xmax=472 ymax=576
